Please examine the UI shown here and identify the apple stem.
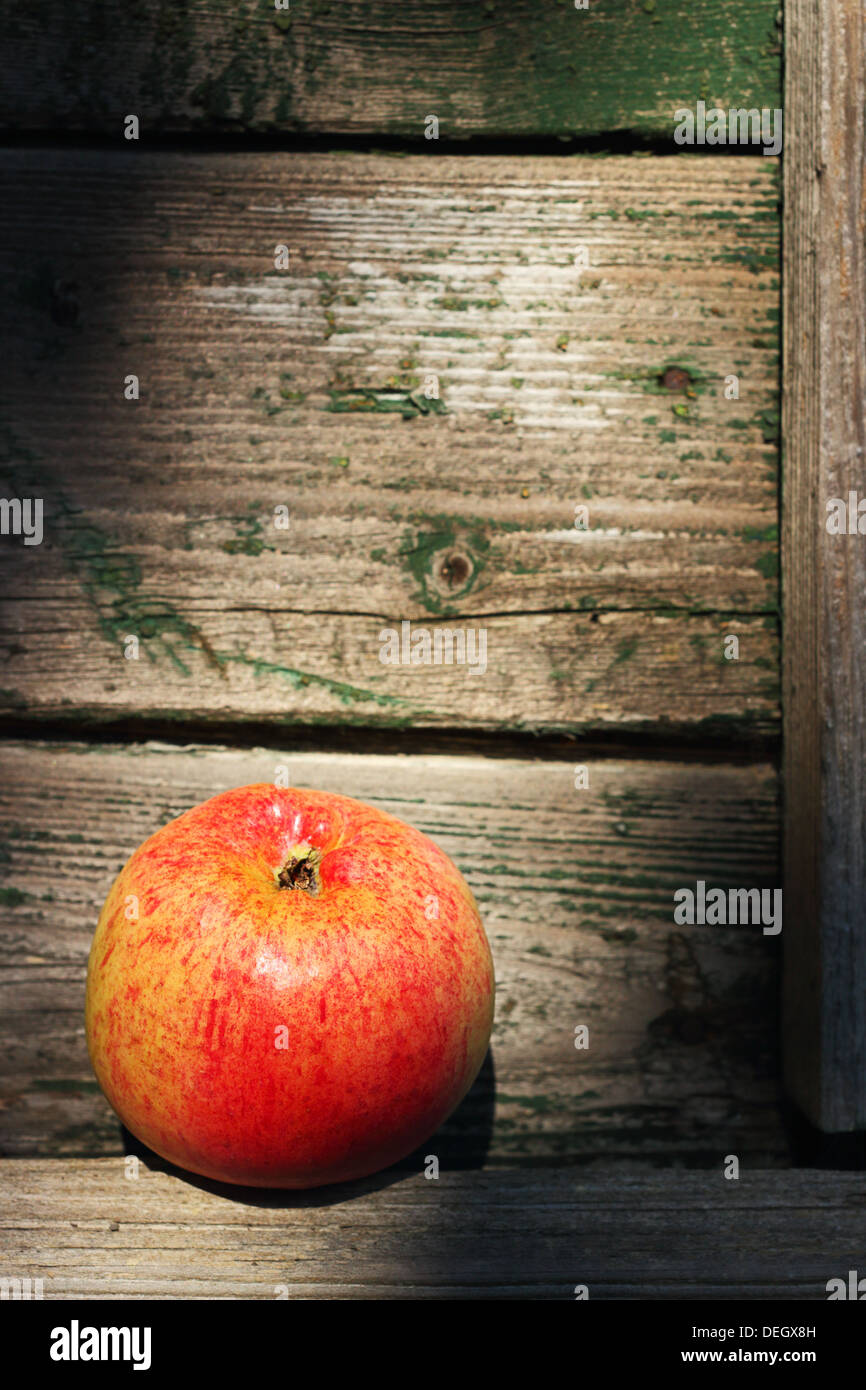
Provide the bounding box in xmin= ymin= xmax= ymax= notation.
xmin=276 ymin=846 xmax=322 ymax=896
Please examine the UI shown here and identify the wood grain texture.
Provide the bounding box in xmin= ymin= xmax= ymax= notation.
xmin=0 ymin=741 xmax=786 ymax=1166
xmin=0 ymin=1160 xmax=857 ymax=1300
xmin=0 ymin=151 xmax=781 ymax=736
xmin=781 ymin=1 xmax=866 ymax=1129
xmin=0 ymin=1 xmax=782 ymax=140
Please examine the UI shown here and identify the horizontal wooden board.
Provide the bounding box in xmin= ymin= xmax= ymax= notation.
xmin=0 ymin=152 xmax=781 ymax=737
xmin=1 ymin=1162 xmax=855 ymax=1299
xmin=0 ymin=1 xmax=782 ymax=139
xmin=0 ymin=741 xmax=785 ymax=1166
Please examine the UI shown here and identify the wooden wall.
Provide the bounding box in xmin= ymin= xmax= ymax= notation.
xmin=0 ymin=2 xmax=786 ymax=1171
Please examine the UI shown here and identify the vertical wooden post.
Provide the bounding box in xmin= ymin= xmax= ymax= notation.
xmin=782 ymin=0 xmax=866 ymax=1129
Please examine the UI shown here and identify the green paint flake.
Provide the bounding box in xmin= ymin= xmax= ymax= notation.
xmin=758 ymin=409 xmax=780 ymax=444
xmin=213 ymin=652 xmax=415 ymax=711
xmin=416 ymin=328 xmax=478 ymax=340
xmin=0 ymin=887 xmax=28 ymax=906
xmin=613 ymin=638 xmax=639 ymax=665
xmin=439 ymin=296 xmax=502 ymax=312
xmin=326 ymin=388 xmax=447 ymax=419
xmin=754 ymin=552 xmax=779 ymax=580
xmin=218 ymin=506 xmax=274 ymax=558
xmin=398 ymin=514 xmax=491 ymax=614
xmin=742 ymin=524 xmax=779 ymax=544
xmin=57 ymin=523 xmax=205 ymax=675
xmin=497 ymin=1093 xmax=562 ymax=1115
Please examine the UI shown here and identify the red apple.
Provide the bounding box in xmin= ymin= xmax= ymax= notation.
xmin=85 ymin=783 xmax=495 ymax=1188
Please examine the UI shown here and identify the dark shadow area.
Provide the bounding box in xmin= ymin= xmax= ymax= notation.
xmin=120 ymin=1048 xmax=495 ymax=1209
xmin=781 ymin=1097 xmax=866 ymax=1170
xmin=0 ymin=130 xmax=783 ymax=160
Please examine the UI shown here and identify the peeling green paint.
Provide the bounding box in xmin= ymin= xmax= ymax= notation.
xmin=0 ymin=887 xmax=28 ymax=906
xmin=218 ymin=506 xmax=275 ymax=558
xmin=399 ymin=515 xmax=491 ymax=614
xmin=754 ymin=552 xmax=779 ymax=580
xmin=613 ymin=638 xmax=639 ymax=665
xmin=742 ymin=524 xmax=779 ymax=545
xmin=212 ymin=651 xmax=415 ymax=711
xmin=0 ymin=426 xmax=426 ymax=713
xmin=435 ymin=296 xmax=503 ymax=312
xmin=11 ymin=0 xmax=782 ymax=143
xmin=61 ymin=523 xmax=205 ymax=675
xmin=326 ymin=387 xmax=447 ymax=418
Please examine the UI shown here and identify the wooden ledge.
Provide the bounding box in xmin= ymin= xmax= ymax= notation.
xmin=1 ymin=1160 xmax=862 ymax=1299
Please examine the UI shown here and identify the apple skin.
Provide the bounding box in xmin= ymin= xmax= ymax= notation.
xmin=85 ymin=784 xmax=495 ymax=1188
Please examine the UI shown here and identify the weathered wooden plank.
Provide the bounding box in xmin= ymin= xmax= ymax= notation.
xmin=0 ymin=1 xmax=782 ymax=140
xmin=0 ymin=741 xmax=785 ymax=1165
xmin=0 ymin=152 xmax=781 ymax=736
xmin=781 ymin=2 xmax=866 ymax=1130
xmin=1 ymin=1161 xmax=858 ymax=1299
